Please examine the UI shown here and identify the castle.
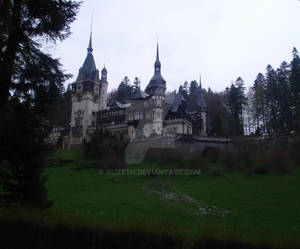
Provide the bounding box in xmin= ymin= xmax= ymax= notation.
xmin=70 ymin=33 xmax=207 ymax=145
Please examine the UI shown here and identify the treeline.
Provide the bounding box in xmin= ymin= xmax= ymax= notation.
xmin=204 ymin=47 xmax=300 ymax=137
xmin=247 ymin=48 xmax=300 ymax=136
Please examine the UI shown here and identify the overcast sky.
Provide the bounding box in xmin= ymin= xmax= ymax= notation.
xmin=52 ymin=0 xmax=300 ymax=92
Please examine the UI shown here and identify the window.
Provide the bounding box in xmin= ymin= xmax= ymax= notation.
xmin=75 ymin=118 xmax=81 ymax=126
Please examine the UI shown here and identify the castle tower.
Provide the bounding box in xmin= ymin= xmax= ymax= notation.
xmin=198 ymin=77 xmax=207 ymax=136
xmin=145 ymin=43 xmax=166 ymax=135
xmin=70 ymin=32 xmax=107 ymax=144
xmin=100 ymin=65 xmax=108 ymax=110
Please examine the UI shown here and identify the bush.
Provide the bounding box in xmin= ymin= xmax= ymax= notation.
xmin=185 ymin=153 xmax=208 ymax=172
xmin=254 ymin=164 xmax=270 ymax=175
xmin=143 ymin=149 xmax=184 ymax=165
xmin=269 ymin=146 xmax=293 ymax=173
xmin=210 ymin=167 xmax=222 ymax=176
xmin=219 ymin=151 xmax=237 ymax=169
xmin=84 ymin=129 xmax=127 ymax=161
xmin=99 ymin=152 xmax=125 ymax=171
xmin=289 ymin=137 xmax=300 ymax=166
xmin=202 ymin=147 xmax=220 ymax=164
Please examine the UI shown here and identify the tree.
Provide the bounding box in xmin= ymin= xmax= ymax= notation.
xmin=133 ymin=77 xmax=141 ymax=90
xmin=0 ymin=0 xmax=80 ymax=109
xmin=276 ymin=61 xmax=292 ymax=134
xmin=0 ymin=102 xmax=49 ymax=206
xmin=225 ymin=78 xmax=246 ymax=136
xmin=290 ymin=47 xmax=300 ymax=132
xmin=117 ymin=76 xmax=133 ymax=103
xmin=107 ymin=89 xmax=118 ymax=105
xmin=205 ymin=88 xmax=232 ymax=136
xmin=253 ymin=73 xmax=266 ymax=133
xmin=0 ymin=0 xmax=80 ymax=206
xmin=265 ymin=65 xmax=279 ymax=134
xmin=189 ymin=80 xmax=198 ymax=94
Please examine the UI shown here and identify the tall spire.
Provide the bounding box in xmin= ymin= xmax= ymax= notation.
xmin=146 ymin=42 xmax=166 ymax=95
xmin=156 ymin=42 xmax=160 ymax=63
xmin=87 ymin=14 xmax=93 ymax=54
xmin=154 ymin=42 xmax=161 ymax=72
xmin=199 ymin=74 xmax=202 ymax=89
xmin=87 ymin=32 xmax=93 ymax=54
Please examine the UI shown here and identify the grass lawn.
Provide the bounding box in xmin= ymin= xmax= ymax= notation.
xmin=45 ymin=149 xmax=300 ymax=247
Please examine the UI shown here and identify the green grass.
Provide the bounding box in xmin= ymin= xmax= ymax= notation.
xmin=44 ymin=149 xmax=300 ymax=247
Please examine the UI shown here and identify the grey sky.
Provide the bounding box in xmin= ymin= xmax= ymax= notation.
xmin=52 ymin=0 xmax=300 ymax=92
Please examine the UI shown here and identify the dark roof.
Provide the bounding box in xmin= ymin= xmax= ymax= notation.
xmin=145 ymin=43 xmax=166 ymax=92
xmin=186 ymin=85 xmax=206 ymax=113
xmin=169 ymin=91 xmax=185 ymax=112
xmin=165 ymin=93 xmax=175 ymax=105
xmin=101 ymin=66 xmax=107 ymax=74
xmin=80 ymin=33 xmax=97 ymax=80
xmin=197 ymin=87 xmax=206 ymax=109
xmin=197 ymin=84 xmax=206 ymax=109
xmin=131 ymin=88 xmax=149 ymax=100
xmin=146 ymin=72 xmax=166 ymax=90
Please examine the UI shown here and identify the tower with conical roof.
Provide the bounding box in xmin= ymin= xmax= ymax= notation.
xmin=144 ymin=43 xmax=166 ymax=135
xmin=145 ymin=43 xmax=166 ymax=96
xmin=70 ymin=32 xmax=108 ymax=144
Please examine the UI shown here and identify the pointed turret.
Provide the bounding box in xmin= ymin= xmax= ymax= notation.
xmin=154 ymin=43 xmax=161 ymax=70
xmin=197 ymin=76 xmax=206 ymax=110
xmin=101 ymin=64 xmax=108 ymax=83
xmin=145 ymin=42 xmax=166 ymax=95
xmin=87 ymin=32 xmax=93 ymax=54
xmin=80 ymin=32 xmax=97 ymax=80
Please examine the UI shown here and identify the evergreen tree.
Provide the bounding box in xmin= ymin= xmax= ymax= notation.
xmin=253 ymin=73 xmax=266 ymax=133
xmin=290 ymin=47 xmax=300 ymax=132
xmin=189 ymin=80 xmax=198 ymax=94
xmin=265 ymin=65 xmax=279 ymax=134
xmin=117 ymin=76 xmax=133 ymax=103
xmin=225 ymin=78 xmax=246 ymax=135
xmin=276 ymin=61 xmax=292 ymax=134
xmin=0 ymin=0 xmax=80 ymax=206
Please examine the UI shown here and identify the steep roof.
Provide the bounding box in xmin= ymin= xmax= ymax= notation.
xmin=131 ymin=88 xmax=149 ymax=100
xmin=80 ymin=32 xmax=97 ymax=80
xmin=170 ymin=91 xmax=185 ymax=112
xmin=145 ymin=43 xmax=166 ymax=92
xmin=186 ymin=84 xmax=206 ymax=113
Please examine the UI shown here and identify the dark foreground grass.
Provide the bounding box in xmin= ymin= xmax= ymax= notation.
xmin=1 ymin=148 xmax=299 ymax=249
xmin=0 ymin=208 xmax=299 ymax=249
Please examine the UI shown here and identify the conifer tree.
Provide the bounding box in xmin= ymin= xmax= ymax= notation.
xmin=290 ymin=47 xmax=300 ymax=132
xmin=0 ymin=0 xmax=80 ymax=206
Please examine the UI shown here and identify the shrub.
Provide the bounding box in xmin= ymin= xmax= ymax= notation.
xmin=144 ymin=148 xmax=184 ymax=165
xmin=254 ymin=164 xmax=270 ymax=175
xmin=84 ymin=129 xmax=127 ymax=161
xmin=202 ymin=147 xmax=220 ymax=164
xmin=211 ymin=167 xmax=222 ymax=176
xmin=185 ymin=153 xmax=208 ymax=172
xmin=219 ymin=151 xmax=237 ymax=169
xmin=269 ymin=146 xmax=293 ymax=173
xmin=99 ymin=152 xmax=125 ymax=171
xmin=289 ymin=137 xmax=300 ymax=166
